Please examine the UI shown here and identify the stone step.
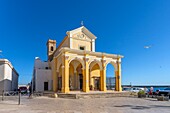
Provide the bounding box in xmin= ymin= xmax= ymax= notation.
xmin=58 ymin=92 xmax=132 ymax=99
xmin=57 ymin=94 xmax=76 ymax=99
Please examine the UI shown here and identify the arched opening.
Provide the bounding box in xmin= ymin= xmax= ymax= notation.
xmin=89 ymin=61 xmax=101 ymax=91
xmin=76 ymin=64 xmax=83 ymax=90
xmin=58 ymin=64 xmax=62 ymax=91
xmin=69 ymin=64 xmax=74 ymax=90
xmin=51 ymin=46 xmax=54 ymax=51
xmin=106 ymin=63 xmax=116 ymax=91
xmin=69 ymin=59 xmax=83 ymax=91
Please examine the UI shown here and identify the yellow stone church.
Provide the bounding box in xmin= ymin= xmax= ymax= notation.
xmin=47 ymin=26 xmax=123 ymax=93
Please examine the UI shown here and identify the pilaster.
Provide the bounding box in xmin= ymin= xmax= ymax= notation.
xmin=100 ymin=58 xmax=107 ymax=92
xmin=61 ymin=53 xmax=70 ymax=93
xmin=92 ymin=39 xmax=95 ymax=52
xmin=52 ymin=57 xmax=57 ymax=92
xmin=115 ymin=59 xmax=122 ymax=91
xmin=82 ymin=55 xmax=89 ymax=92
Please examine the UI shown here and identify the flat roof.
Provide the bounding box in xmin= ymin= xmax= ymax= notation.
xmin=0 ymin=59 xmax=19 ymax=76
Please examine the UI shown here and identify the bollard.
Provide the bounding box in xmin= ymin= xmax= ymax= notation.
xmin=18 ymin=90 xmax=21 ymax=105
xmin=2 ymin=90 xmax=4 ymax=101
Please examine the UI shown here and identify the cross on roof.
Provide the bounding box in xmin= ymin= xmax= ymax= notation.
xmin=81 ymin=21 xmax=84 ymax=26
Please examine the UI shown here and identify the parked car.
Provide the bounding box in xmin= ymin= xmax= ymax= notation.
xmin=158 ymin=87 xmax=170 ymax=98
xmin=19 ymin=86 xmax=28 ymax=94
xmin=123 ymin=87 xmax=132 ymax=91
xmin=130 ymin=87 xmax=144 ymax=93
xmin=123 ymin=87 xmax=144 ymax=93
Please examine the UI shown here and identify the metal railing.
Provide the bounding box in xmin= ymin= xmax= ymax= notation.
xmin=1 ymin=90 xmax=21 ymax=105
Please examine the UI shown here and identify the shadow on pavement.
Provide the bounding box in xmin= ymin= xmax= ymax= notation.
xmin=143 ymin=98 xmax=158 ymax=101
xmin=0 ymin=102 xmax=19 ymax=105
xmin=150 ymin=105 xmax=170 ymax=108
xmin=114 ymin=105 xmax=170 ymax=110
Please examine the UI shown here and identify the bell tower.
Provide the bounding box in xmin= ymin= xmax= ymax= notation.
xmin=46 ymin=39 xmax=56 ymax=58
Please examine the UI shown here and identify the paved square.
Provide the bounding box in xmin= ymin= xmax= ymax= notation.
xmin=0 ymin=96 xmax=170 ymax=113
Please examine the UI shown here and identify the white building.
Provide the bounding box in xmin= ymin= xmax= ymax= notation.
xmin=0 ymin=59 xmax=19 ymax=92
xmin=33 ymin=57 xmax=52 ymax=92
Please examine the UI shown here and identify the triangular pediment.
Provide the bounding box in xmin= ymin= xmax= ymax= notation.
xmin=66 ymin=26 xmax=97 ymax=40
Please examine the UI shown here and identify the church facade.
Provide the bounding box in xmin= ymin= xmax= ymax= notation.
xmin=33 ymin=26 xmax=123 ymax=93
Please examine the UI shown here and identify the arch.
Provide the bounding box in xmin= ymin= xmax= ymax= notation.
xmin=51 ymin=46 xmax=54 ymax=51
xmin=68 ymin=57 xmax=84 ymax=69
xmin=105 ymin=61 xmax=117 ymax=91
xmin=105 ymin=61 xmax=117 ymax=71
xmin=57 ymin=61 xmax=62 ymax=72
xmin=69 ymin=58 xmax=84 ymax=91
xmin=89 ymin=59 xmax=102 ymax=71
xmin=89 ymin=60 xmax=102 ymax=91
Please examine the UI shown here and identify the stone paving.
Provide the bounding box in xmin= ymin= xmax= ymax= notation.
xmin=0 ymin=96 xmax=170 ymax=113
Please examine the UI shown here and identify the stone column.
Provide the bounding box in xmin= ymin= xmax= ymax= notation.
xmin=100 ymin=58 xmax=107 ymax=92
xmin=61 ymin=54 xmax=70 ymax=93
xmin=82 ymin=56 xmax=89 ymax=92
xmin=115 ymin=59 xmax=122 ymax=91
xmin=52 ymin=57 xmax=57 ymax=92
xmin=100 ymin=70 xmax=106 ymax=92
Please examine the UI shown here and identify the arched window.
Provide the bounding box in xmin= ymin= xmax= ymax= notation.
xmin=51 ymin=46 xmax=54 ymax=51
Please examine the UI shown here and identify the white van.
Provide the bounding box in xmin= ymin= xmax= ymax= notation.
xmin=131 ymin=87 xmax=144 ymax=93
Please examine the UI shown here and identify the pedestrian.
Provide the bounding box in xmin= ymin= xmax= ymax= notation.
xmin=144 ymin=87 xmax=148 ymax=94
xmin=150 ymin=87 xmax=154 ymax=97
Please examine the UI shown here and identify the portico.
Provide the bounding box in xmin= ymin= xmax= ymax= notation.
xmin=47 ymin=26 xmax=123 ymax=93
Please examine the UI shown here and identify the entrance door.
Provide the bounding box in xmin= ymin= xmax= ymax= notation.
xmin=79 ymin=74 xmax=83 ymax=90
xmin=44 ymin=82 xmax=48 ymax=91
xmin=94 ymin=77 xmax=100 ymax=90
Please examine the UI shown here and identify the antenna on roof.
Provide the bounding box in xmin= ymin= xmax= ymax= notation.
xmin=81 ymin=21 xmax=84 ymax=26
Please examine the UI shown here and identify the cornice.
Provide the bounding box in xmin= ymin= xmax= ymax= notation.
xmin=58 ymin=47 xmax=124 ymax=59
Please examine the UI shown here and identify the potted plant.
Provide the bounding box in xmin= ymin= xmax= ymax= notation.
xmin=138 ymin=90 xmax=146 ymax=98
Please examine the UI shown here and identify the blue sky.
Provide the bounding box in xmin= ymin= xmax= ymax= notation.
xmin=0 ymin=0 xmax=170 ymax=85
